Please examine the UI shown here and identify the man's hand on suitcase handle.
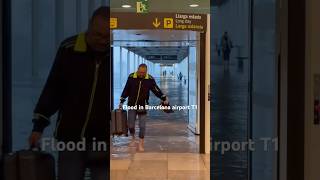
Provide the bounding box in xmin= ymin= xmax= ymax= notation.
xmin=28 ymin=132 xmax=42 ymax=148
xmin=163 ymin=96 xmax=169 ymax=105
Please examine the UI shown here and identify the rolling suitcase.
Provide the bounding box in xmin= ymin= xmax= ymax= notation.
xmin=111 ymin=109 xmax=128 ymax=136
xmin=4 ymin=149 xmax=55 ymax=180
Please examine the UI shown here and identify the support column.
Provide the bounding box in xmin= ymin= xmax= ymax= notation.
xmin=205 ymin=14 xmax=211 ymax=154
xmin=0 ymin=0 xmax=4 ymax=158
xmin=119 ymin=47 xmax=123 ymax=84
xmin=127 ymin=50 xmax=130 ymax=75
xmin=1 ymin=0 xmax=12 ymax=156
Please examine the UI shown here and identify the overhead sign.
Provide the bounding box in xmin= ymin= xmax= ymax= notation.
xmin=136 ymin=0 xmax=149 ymax=13
xmin=145 ymin=55 xmax=178 ymax=61
xmin=146 ymin=55 xmax=161 ymax=60
xmin=110 ymin=18 xmax=118 ymax=28
xmin=160 ymin=64 xmax=174 ymax=67
xmin=110 ymin=12 xmax=207 ymax=32
xmin=162 ymin=55 xmax=178 ymax=60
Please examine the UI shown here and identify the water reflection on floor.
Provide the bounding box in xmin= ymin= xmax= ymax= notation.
xmin=211 ymin=59 xmax=249 ymax=180
xmin=111 ymin=77 xmax=210 ymax=179
xmin=112 ymin=77 xmax=198 ymax=154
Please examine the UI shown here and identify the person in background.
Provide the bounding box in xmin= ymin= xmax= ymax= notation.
xmin=178 ymin=72 xmax=183 ymax=81
xmin=220 ymin=31 xmax=233 ymax=67
xmin=119 ymin=64 xmax=169 ymax=151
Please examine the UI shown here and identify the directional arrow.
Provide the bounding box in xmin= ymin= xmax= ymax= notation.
xmin=153 ymin=18 xmax=161 ymax=28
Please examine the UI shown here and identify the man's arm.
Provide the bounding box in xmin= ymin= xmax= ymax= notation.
xmin=32 ymin=45 xmax=65 ymax=133
xmin=150 ymin=79 xmax=167 ymax=101
xmin=119 ymin=77 xmax=131 ymax=104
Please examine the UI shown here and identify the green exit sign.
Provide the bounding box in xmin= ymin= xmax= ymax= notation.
xmin=136 ymin=0 xmax=149 ymax=13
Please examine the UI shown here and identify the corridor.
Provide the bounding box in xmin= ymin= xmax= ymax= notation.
xmin=111 ymin=77 xmax=210 ymax=179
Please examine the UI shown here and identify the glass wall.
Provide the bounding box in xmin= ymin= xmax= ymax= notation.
xmin=129 ymin=51 xmax=135 ymax=73
xmin=174 ymin=57 xmax=189 ymax=82
xmin=153 ymin=63 xmax=161 ymax=78
xmin=120 ymin=47 xmax=129 ymax=87
xmin=188 ymin=46 xmax=198 ymax=133
xmin=112 ymin=47 xmax=155 ymax=107
xmin=211 ymin=0 xmax=278 ymax=179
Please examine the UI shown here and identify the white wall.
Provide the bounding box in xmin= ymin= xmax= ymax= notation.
xmin=205 ymin=15 xmax=211 ymax=154
xmin=305 ymin=0 xmax=320 ymax=179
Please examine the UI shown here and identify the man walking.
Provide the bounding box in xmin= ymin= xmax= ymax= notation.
xmin=119 ymin=64 xmax=169 ymax=151
xmin=28 ymin=7 xmax=110 ymax=180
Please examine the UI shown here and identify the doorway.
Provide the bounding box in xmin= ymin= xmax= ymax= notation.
xmin=111 ymin=29 xmax=201 ymax=154
xmin=110 ymin=26 xmax=210 ymax=178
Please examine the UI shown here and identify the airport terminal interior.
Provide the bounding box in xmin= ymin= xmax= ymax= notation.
xmin=110 ymin=29 xmax=210 ymax=179
xmin=1 ymin=0 xmax=320 ymax=180
xmin=5 ymin=0 xmax=212 ymax=179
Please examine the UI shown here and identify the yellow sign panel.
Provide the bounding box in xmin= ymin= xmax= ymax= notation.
xmin=110 ymin=18 xmax=118 ymax=28
xmin=110 ymin=12 xmax=207 ymax=32
xmin=163 ymin=18 xmax=174 ymax=29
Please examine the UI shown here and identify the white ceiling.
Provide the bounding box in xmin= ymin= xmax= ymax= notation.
xmin=111 ymin=30 xmax=197 ymax=64
xmin=112 ymin=29 xmax=198 ymax=41
xmin=127 ymin=46 xmax=189 ymax=63
xmin=111 ymin=0 xmax=210 ymax=14
xmin=111 ymin=30 xmax=199 ymax=47
xmin=109 ymin=0 xmax=209 ymax=65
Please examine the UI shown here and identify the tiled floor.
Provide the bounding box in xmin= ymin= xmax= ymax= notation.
xmin=111 ymin=153 xmax=210 ymax=180
xmin=111 ymin=77 xmax=210 ymax=179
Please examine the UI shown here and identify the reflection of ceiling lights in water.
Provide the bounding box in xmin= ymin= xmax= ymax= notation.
xmin=122 ymin=4 xmax=131 ymax=8
xmin=189 ymin=4 xmax=199 ymax=8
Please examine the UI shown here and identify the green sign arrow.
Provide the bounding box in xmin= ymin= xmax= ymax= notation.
xmin=136 ymin=0 xmax=149 ymax=13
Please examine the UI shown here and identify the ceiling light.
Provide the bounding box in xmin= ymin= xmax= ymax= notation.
xmin=122 ymin=4 xmax=131 ymax=8
xmin=189 ymin=4 xmax=199 ymax=8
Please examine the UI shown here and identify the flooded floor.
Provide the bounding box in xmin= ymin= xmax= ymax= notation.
xmin=211 ymin=58 xmax=249 ymax=180
xmin=111 ymin=77 xmax=210 ymax=179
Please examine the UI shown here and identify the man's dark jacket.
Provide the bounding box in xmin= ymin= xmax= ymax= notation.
xmin=32 ymin=33 xmax=110 ymax=142
xmin=120 ymin=73 xmax=166 ymax=107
